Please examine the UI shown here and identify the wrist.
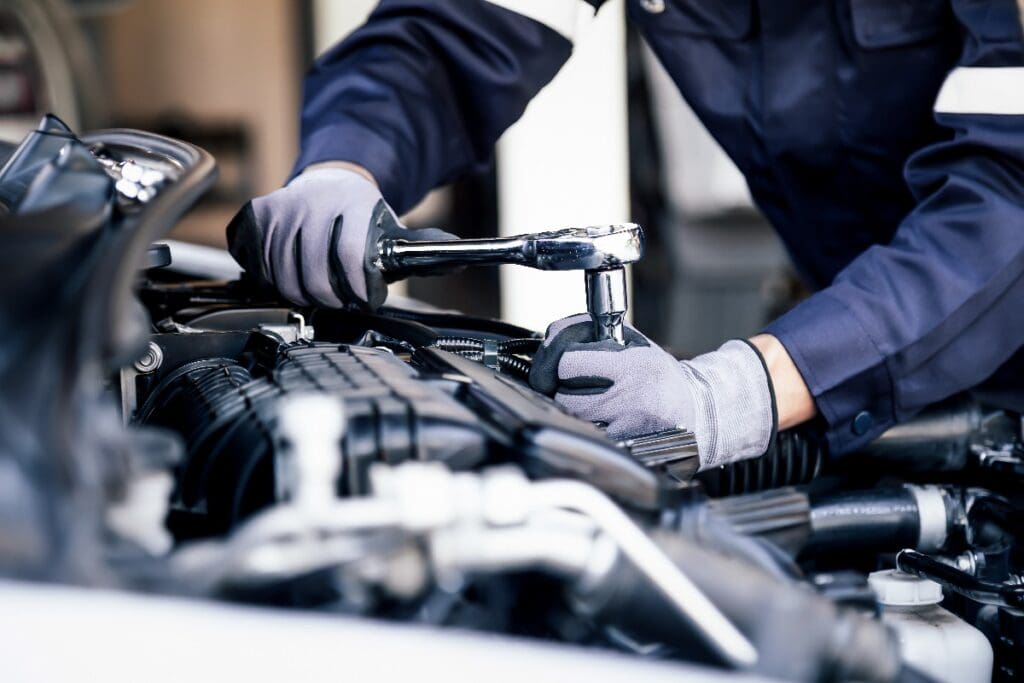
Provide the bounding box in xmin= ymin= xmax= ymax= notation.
xmin=748 ymin=333 xmax=816 ymax=431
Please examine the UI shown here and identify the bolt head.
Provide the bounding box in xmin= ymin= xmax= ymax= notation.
xmin=133 ymin=342 xmax=164 ymax=374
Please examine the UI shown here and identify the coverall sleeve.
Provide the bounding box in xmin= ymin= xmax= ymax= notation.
xmin=765 ymin=0 xmax=1024 ymax=455
xmin=292 ymin=0 xmax=605 ymax=214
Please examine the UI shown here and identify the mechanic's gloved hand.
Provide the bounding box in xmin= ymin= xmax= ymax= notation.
xmin=529 ymin=314 xmax=777 ymax=469
xmin=226 ymin=167 xmax=457 ymax=310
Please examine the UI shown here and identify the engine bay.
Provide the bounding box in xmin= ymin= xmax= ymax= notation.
xmin=3 ymin=117 xmax=1024 ymax=683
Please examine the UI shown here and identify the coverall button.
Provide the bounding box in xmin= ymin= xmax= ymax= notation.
xmin=639 ymin=0 xmax=666 ymax=14
xmin=852 ymin=411 xmax=873 ymax=436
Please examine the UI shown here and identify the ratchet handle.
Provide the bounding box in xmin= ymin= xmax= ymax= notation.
xmin=375 ymin=225 xmax=640 ymax=347
xmin=377 ymin=224 xmax=644 ymax=278
xmin=377 ymin=236 xmax=531 ymax=276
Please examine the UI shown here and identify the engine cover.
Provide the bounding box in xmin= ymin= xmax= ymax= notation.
xmin=141 ymin=340 xmax=487 ymax=538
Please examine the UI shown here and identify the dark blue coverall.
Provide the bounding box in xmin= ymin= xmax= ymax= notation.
xmin=292 ymin=0 xmax=1024 ymax=455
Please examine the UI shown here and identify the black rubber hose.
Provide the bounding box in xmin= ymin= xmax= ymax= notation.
xmin=896 ymin=549 xmax=1024 ymax=608
xmin=806 ymin=488 xmax=921 ymax=554
xmin=709 ymin=486 xmax=940 ymax=558
xmin=854 ymin=395 xmax=981 ymax=472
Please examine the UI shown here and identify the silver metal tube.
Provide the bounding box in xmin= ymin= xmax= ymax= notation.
xmin=530 ymin=480 xmax=759 ymax=669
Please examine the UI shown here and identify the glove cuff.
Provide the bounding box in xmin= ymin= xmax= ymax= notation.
xmin=288 ymin=165 xmax=377 ymax=189
xmin=681 ymin=339 xmax=776 ymax=469
xmin=737 ymin=339 xmax=779 ymax=458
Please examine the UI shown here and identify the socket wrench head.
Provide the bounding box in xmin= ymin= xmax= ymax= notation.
xmin=528 ymin=223 xmax=644 ymax=271
xmin=586 ymin=268 xmax=629 ymax=344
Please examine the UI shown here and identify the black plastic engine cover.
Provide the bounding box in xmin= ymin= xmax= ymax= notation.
xmin=141 ymin=341 xmax=486 ymax=539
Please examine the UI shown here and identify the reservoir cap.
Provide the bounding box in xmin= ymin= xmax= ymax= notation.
xmin=869 ymin=569 xmax=943 ymax=607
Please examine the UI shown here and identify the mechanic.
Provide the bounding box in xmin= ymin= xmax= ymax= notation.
xmin=228 ymin=1 xmax=1024 ymax=470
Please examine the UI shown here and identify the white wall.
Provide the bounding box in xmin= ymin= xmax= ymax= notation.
xmin=310 ymin=1 xmax=632 ymax=327
xmin=311 ymin=0 xmax=377 ymax=56
xmin=497 ymin=1 xmax=630 ymax=331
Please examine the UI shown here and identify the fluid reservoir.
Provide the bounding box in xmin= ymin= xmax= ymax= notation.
xmin=869 ymin=569 xmax=993 ymax=683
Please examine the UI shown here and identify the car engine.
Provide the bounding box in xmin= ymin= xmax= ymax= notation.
xmin=2 ymin=116 xmax=1023 ymax=683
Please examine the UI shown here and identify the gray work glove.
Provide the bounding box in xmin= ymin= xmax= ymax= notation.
xmin=529 ymin=314 xmax=777 ymax=469
xmin=226 ymin=167 xmax=457 ymax=310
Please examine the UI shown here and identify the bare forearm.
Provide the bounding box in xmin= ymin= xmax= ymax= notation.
xmin=749 ymin=334 xmax=816 ymax=431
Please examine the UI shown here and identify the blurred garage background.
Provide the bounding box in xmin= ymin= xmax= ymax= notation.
xmin=0 ymin=0 xmax=800 ymax=355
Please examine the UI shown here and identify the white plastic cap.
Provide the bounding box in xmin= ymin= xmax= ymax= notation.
xmin=869 ymin=569 xmax=943 ymax=606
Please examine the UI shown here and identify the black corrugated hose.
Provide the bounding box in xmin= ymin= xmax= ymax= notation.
xmin=430 ymin=337 xmax=540 ymax=380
